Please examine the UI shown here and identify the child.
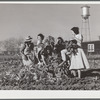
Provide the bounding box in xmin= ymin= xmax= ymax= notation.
xmin=36 ymin=33 xmax=45 ymax=66
xmin=54 ymin=37 xmax=65 ymax=57
xmin=58 ymin=40 xmax=71 ymax=68
xmin=20 ymin=36 xmax=34 ymax=68
xmin=41 ymin=41 xmax=53 ymax=65
xmin=69 ymin=27 xmax=90 ymax=78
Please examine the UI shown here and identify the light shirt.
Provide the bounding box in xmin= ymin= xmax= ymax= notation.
xmin=74 ymin=34 xmax=83 ymax=47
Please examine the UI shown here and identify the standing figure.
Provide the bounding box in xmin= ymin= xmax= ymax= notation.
xmin=36 ymin=33 xmax=45 ymax=66
xmin=41 ymin=40 xmax=53 ymax=65
xmin=20 ymin=36 xmax=34 ymax=67
xmin=54 ymin=37 xmax=65 ymax=57
xmin=69 ymin=27 xmax=90 ymax=78
xmin=58 ymin=40 xmax=71 ymax=67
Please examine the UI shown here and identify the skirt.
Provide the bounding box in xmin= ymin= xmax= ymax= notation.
xmin=69 ymin=48 xmax=90 ymax=70
xmin=22 ymin=53 xmax=34 ymax=66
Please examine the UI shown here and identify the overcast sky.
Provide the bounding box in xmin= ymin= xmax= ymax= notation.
xmin=0 ymin=4 xmax=100 ymax=41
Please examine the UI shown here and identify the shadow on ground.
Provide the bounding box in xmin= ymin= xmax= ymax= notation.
xmin=82 ymin=68 xmax=100 ymax=78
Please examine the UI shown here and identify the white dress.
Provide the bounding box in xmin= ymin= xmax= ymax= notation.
xmin=69 ymin=34 xmax=90 ymax=70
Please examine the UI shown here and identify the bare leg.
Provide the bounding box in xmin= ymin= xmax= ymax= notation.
xmin=78 ymin=70 xmax=81 ymax=78
xmin=41 ymin=55 xmax=47 ymax=66
xmin=58 ymin=49 xmax=67 ymax=67
xmin=71 ymin=70 xmax=76 ymax=77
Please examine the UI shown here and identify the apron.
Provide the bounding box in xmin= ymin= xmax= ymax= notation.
xmin=22 ymin=43 xmax=34 ymax=66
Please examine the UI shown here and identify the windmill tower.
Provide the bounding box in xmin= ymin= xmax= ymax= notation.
xmin=81 ymin=5 xmax=91 ymax=42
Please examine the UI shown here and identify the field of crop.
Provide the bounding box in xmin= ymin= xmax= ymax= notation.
xmin=0 ymin=54 xmax=100 ymax=90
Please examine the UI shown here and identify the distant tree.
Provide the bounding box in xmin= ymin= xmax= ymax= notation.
xmin=2 ymin=37 xmax=24 ymax=54
xmin=16 ymin=37 xmax=24 ymax=46
xmin=3 ymin=38 xmax=16 ymax=51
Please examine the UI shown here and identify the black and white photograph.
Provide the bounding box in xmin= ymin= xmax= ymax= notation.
xmin=0 ymin=2 xmax=100 ymax=92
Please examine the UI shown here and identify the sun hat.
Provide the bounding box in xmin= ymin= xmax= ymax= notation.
xmin=25 ymin=36 xmax=32 ymax=42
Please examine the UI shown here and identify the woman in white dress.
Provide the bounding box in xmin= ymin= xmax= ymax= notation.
xmin=70 ymin=27 xmax=90 ymax=78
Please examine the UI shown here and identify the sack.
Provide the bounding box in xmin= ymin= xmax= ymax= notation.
xmin=23 ymin=58 xmax=33 ymax=66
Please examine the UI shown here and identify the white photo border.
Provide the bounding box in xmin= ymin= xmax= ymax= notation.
xmin=0 ymin=1 xmax=100 ymax=99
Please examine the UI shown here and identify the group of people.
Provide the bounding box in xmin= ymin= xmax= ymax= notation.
xmin=20 ymin=27 xmax=90 ymax=78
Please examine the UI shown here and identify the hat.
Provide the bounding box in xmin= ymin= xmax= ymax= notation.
xmin=25 ymin=36 xmax=32 ymax=42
